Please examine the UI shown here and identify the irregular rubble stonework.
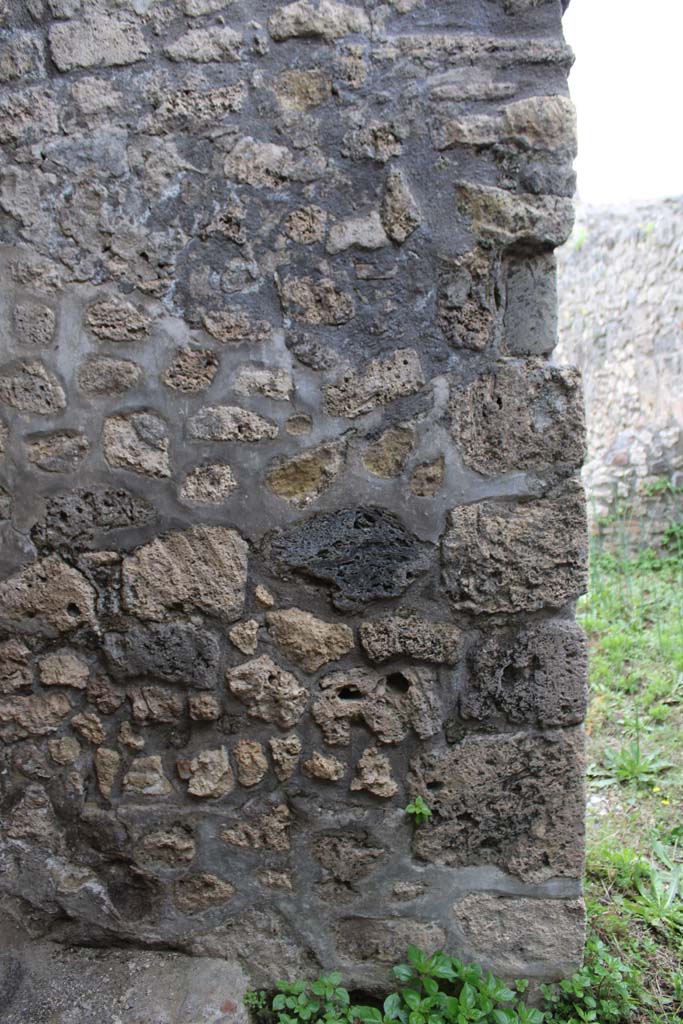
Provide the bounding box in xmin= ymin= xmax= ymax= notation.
xmin=0 ymin=0 xmax=585 ymax=1000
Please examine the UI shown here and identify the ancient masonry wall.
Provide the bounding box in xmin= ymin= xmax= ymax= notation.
xmin=0 ymin=0 xmax=587 ymax=991
xmin=557 ymin=198 xmax=683 ymax=551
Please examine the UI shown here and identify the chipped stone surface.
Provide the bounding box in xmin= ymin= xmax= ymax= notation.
xmin=0 ymin=639 xmax=32 ymax=694
xmin=0 ymin=556 xmax=96 ymax=633
xmin=123 ymin=526 xmax=248 ymax=623
xmin=411 ymin=456 xmax=445 ymax=497
xmin=220 ymin=802 xmax=291 ymax=851
xmin=163 ymin=347 xmax=218 ymax=393
xmin=460 ymin=620 xmax=588 ymax=729
xmin=174 ymin=873 xmax=236 ymax=912
xmin=124 ymin=755 xmax=173 ymax=797
xmin=234 ymin=366 xmax=293 ymax=401
xmin=278 ymin=276 xmax=354 ymax=326
xmin=188 ymin=693 xmax=222 ymax=722
xmin=130 ymin=687 xmax=184 ymax=725
xmin=71 ymin=712 xmax=105 ymax=745
xmin=362 ymin=426 xmax=415 ymax=477
xmin=165 ymin=26 xmax=242 ymax=64
xmin=327 ymin=211 xmax=388 ymax=255
xmin=325 ymin=349 xmax=424 ymax=417
xmin=0 ymin=692 xmax=71 ymax=741
xmin=275 ymin=69 xmax=330 ymax=112
xmin=104 ymin=621 xmax=220 ymax=686
xmin=94 ymin=747 xmax=121 ymax=800
xmin=457 ymin=183 xmax=574 ymax=248
xmin=77 ymin=355 xmax=142 ymax=394
xmin=13 ymin=302 xmax=56 ymax=348
xmin=48 ymin=735 xmax=81 ymax=765
xmin=202 ymin=309 xmax=272 ymax=346
xmin=85 ymin=297 xmax=151 ymax=342
xmin=136 ymin=827 xmax=196 ymax=868
xmin=381 ymin=171 xmax=421 ymax=243
xmin=226 ymin=655 xmax=308 ymax=728
xmin=229 ymin=619 xmax=260 ymax=656
xmin=438 ymin=247 xmax=498 ymax=351
xmin=268 ymin=1 xmax=370 ymax=41
xmin=267 ymin=608 xmax=354 ymax=671
xmin=49 ymin=17 xmax=150 ymax=72
xmin=285 ymin=205 xmax=327 ymax=243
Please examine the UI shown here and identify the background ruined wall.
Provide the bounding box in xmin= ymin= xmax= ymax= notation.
xmin=0 ymin=0 xmax=587 ymax=992
xmin=557 ymin=198 xmax=683 ymax=552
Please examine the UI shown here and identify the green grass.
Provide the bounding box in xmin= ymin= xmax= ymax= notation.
xmin=580 ymin=539 xmax=683 ymax=1021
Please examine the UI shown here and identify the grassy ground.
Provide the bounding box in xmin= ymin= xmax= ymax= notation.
xmin=580 ymin=533 xmax=683 ymax=1021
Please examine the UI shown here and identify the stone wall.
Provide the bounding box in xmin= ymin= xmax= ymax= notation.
xmin=0 ymin=0 xmax=587 ymax=999
xmin=557 ymin=198 xmax=683 ymax=551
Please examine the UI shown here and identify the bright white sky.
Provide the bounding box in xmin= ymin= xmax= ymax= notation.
xmin=563 ymin=0 xmax=683 ymax=205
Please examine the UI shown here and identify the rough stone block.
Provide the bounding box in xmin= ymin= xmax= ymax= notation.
xmin=359 ymin=615 xmax=461 ymax=665
xmin=505 ymin=253 xmax=559 ymax=355
xmin=457 ymin=183 xmax=574 ymax=248
xmin=268 ymin=1 xmax=370 ymax=41
xmin=48 ymin=17 xmax=150 ymax=72
xmin=122 ymin=526 xmax=248 ymax=623
xmin=453 ymin=894 xmax=585 ymax=980
xmin=265 ymin=441 xmax=346 ymax=507
xmin=187 ymin=405 xmax=278 ymax=443
xmin=102 ymin=411 xmax=171 ymax=478
xmin=409 ymin=729 xmax=585 ymax=882
xmin=104 ymin=622 xmax=221 ymax=686
xmin=442 ymin=484 xmax=588 ymax=614
xmin=0 ymin=360 xmax=66 ymax=415
xmin=226 ymin=655 xmax=308 ymax=727
xmin=266 ymin=607 xmax=354 ymax=671
xmin=459 ymin=620 xmax=588 ymax=728
xmin=0 ymin=556 xmax=96 ymax=633
xmin=314 ymin=666 xmax=441 ymax=746
xmin=450 ymin=361 xmax=585 ymax=475
xmin=267 ymin=506 xmax=432 ymax=610
xmin=26 ymin=430 xmax=90 ymax=473
xmin=324 ymin=349 xmax=424 ymax=417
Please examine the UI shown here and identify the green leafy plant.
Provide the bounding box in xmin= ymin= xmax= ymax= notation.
xmin=588 ymin=739 xmax=673 ymax=789
xmin=621 ymin=843 xmax=683 ymax=935
xmin=246 ymin=947 xmax=546 ymax=1024
xmin=405 ymin=796 xmax=432 ymax=825
xmin=541 ymin=936 xmax=640 ymax=1024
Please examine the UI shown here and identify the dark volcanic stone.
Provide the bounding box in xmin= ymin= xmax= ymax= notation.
xmin=103 ymin=622 xmax=221 ymax=687
xmin=267 ymin=506 xmax=432 ymax=610
xmin=31 ymin=488 xmax=157 ymax=551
